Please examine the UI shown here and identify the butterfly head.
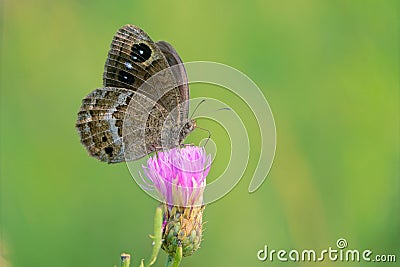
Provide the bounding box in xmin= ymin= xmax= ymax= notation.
xmin=187 ymin=119 xmax=197 ymax=132
xmin=179 ymin=119 xmax=196 ymax=141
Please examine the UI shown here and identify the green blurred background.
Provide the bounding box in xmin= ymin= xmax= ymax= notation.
xmin=1 ymin=0 xmax=399 ymax=266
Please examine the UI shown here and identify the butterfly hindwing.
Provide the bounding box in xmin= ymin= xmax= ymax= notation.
xmin=77 ymin=87 xmax=170 ymax=163
xmin=76 ymin=87 xmax=133 ymax=163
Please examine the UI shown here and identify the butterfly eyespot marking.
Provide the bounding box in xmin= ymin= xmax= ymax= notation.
xmin=104 ymin=146 xmax=113 ymax=156
xmin=117 ymin=70 xmax=135 ymax=84
xmin=102 ymin=136 xmax=108 ymax=142
xmin=130 ymin=43 xmax=152 ymax=63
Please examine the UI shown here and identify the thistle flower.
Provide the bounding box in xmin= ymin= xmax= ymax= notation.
xmin=142 ymin=146 xmax=211 ymax=257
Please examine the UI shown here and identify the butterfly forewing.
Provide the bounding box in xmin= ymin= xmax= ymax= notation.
xmin=103 ymin=25 xmax=186 ymax=119
xmin=103 ymin=25 xmax=168 ymax=91
xmin=156 ymin=41 xmax=190 ymax=115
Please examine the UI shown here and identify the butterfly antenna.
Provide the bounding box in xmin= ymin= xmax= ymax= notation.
xmin=190 ymin=99 xmax=206 ymax=119
xmin=215 ymin=107 xmax=231 ymax=112
xmin=191 ymin=104 xmax=230 ymax=148
xmin=196 ymin=126 xmax=212 ymax=147
xmin=194 ymin=107 xmax=232 ymax=117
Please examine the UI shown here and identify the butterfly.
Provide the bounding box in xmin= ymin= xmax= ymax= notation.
xmin=76 ymin=24 xmax=196 ymax=163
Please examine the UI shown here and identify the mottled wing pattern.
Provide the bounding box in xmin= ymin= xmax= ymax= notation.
xmin=76 ymin=87 xmax=133 ymax=162
xmin=76 ymin=87 xmax=170 ymax=163
xmin=77 ymin=24 xmax=192 ymax=163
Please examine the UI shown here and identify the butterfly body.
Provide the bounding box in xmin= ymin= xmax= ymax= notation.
xmin=76 ymin=25 xmax=194 ymax=163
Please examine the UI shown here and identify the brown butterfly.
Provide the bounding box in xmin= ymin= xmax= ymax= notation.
xmin=76 ymin=25 xmax=195 ymax=163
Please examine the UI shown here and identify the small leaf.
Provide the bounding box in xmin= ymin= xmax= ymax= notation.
xmin=146 ymin=206 xmax=163 ymax=267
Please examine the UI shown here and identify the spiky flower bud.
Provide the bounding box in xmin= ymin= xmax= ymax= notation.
xmin=142 ymin=146 xmax=211 ymax=257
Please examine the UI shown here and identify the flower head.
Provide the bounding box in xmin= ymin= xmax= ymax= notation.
xmin=142 ymin=145 xmax=211 ymax=207
xmin=142 ymin=145 xmax=211 ymax=257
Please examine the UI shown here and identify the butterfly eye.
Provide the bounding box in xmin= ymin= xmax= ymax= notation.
xmin=131 ymin=43 xmax=152 ymax=63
